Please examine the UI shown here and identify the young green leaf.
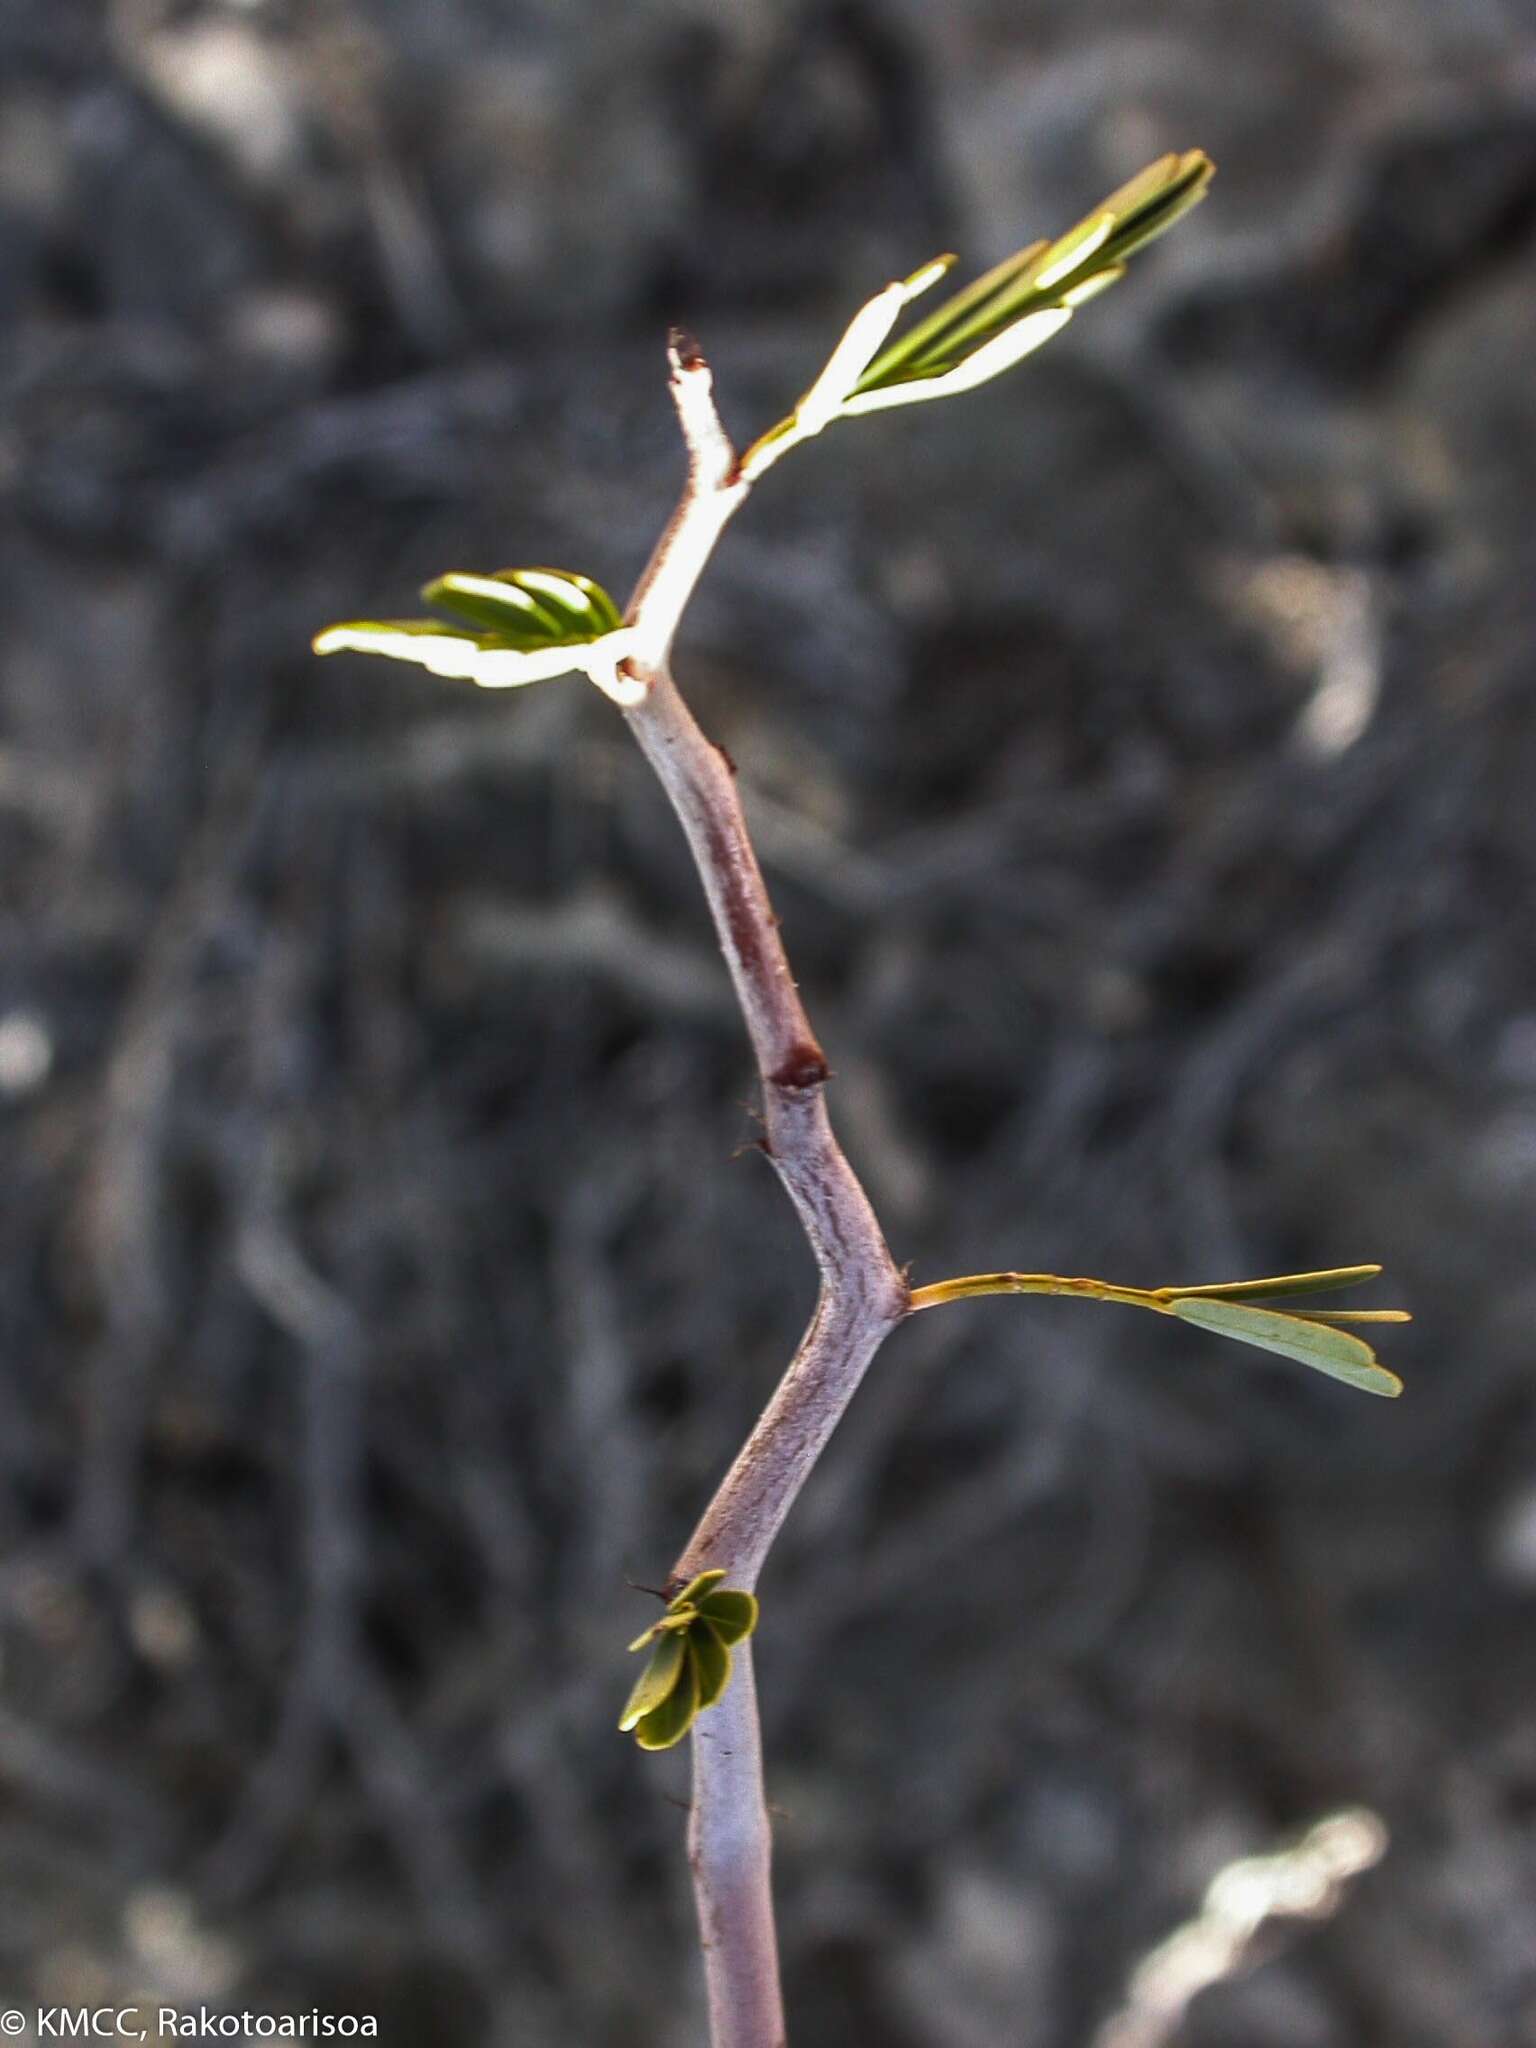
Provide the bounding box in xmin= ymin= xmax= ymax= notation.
xmin=1158 ymin=1266 xmax=1383 ymax=1303
xmin=1169 ymin=1298 xmax=1404 ymax=1397
xmin=621 ymin=1570 xmax=758 ymax=1748
xmin=633 ymin=1649 xmax=702 ymax=1752
xmin=619 ymin=1630 xmax=688 ymax=1732
xmin=424 ymin=574 xmax=576 ymax=642
xmin=512 ymin=568 xmax=624 ymax=635
xmin=1097 ymin=149 xmax=1216 ymax=263
xmin=1059 ymin=266 xmax=1127 ymax=307
xmin=670 ymin=1569 xmax=728 ymax=1609
xmin=792 ymin=278 xmax=919 ymax=435
xmin=689 ymin=1621 xmax=733 ymax=1711
xmin=853 ymin=150 xmax=1213 ymax=405
xmin=851 ymin=241 xmax=1049 ymax=392
xmin=1282 ymin=1309 xmax=1411 ymax=1324
xmin=693 ymin=1586 xmax=758 ymax=1645
xmin=846 ymin=307 xmax=1072 ymax=410
xmin=736 ymin=152 xmax=1213 ymax=478
xmin=424 ymin=567 xmax=623 ymax=639
xmin=1031 ymin=211 xmax=1117 ymax=292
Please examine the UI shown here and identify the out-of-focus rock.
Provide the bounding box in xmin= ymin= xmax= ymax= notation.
xmin=117 ymin=13 xmax=310 ymax=186
xmin=892 ymin=1865 xmax=1061 ymax=2048
xmin=432 ymin=49 xmax=689 ymax=326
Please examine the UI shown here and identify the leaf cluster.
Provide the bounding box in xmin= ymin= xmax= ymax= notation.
xmin=619 ymin=1571 xmax=759 ymax=1752
xmin=312 ymin=567 xmax=634 ymax=696
xmin=739 ymin=148 xmax=1213 ymax=476
xmin=855 ymin=149 xmax=1212 ymax=400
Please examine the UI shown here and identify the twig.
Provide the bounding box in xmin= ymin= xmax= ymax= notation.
xmin=612 ymin=309 xmax=1405 ymax=2041
xmin=619 ymin=339 xmax=909 ymax=2048
xmin=688 ymin=1647 xmax=781 ymax=2048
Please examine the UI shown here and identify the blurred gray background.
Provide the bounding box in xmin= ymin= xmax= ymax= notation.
xmin=2 ymin=1 xmax=1534 ymax=2043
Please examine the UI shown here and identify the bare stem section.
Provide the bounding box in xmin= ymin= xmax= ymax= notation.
xmin=620 ymin=341 xmax=908 ymax=2048
xmin=688 ymin=1648 xmax=783 ymax=2048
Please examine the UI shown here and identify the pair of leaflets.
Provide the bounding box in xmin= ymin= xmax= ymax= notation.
xmin=1155 ymin=1266 xmax=1406 ymax=1397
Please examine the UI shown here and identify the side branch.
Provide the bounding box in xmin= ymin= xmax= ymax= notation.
xmin=906 ymin=1266 xmax=1407 ymax=1397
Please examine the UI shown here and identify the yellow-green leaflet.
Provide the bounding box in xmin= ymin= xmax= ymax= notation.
xmin=854 ymin=241 xmax=1048 ymax=389
xmin=632 ymin=1651 xmax=701 ymax=1752
xmin=693 ymin=1587 xmax=758 ymax=1645
xmin=1169 ymin=1298 xmax=1403 ymax=1397
xmin=619 ymin=1631 xmax=687 ymax=1731
xmin=669 ymin=1568 xmax=728 ymax=1607
xmin=689 ymin=1622 xmax=733 ymax=1711
xmin=1158 ymin=1265 xmax=1382 ymax=1302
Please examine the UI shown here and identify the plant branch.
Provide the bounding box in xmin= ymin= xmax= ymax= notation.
xmin=618 ymin=337 xmax=909 ymax=2047
xmin=613 ymin=337 xmax=1405 ymax=2039
xmin=622 ymin=336 xmax=748 ymax=676
xmin=621 ymin=352 xmax=911 ymax=1587
xmin=310 ymin=155 xmax=1410 ymax=2044
xmin=688 ymin=1645 xmax=781 ymax=2048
